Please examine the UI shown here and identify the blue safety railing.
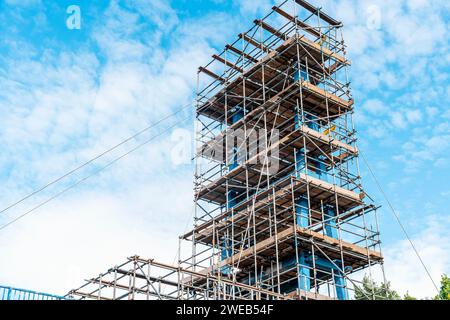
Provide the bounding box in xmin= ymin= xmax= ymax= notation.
xmin=0 ymin=285 xmax=66 ymax=300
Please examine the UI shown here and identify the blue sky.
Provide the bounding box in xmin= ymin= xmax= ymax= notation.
xmin=0 ymin=0 xmax=449 ymax=298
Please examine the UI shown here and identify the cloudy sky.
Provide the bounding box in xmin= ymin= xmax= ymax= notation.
xmin=0 ymin=0 xmax=449 ymax=299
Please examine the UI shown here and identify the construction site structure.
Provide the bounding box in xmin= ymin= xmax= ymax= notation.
xmin=67 ymin=0 xmax=386 ymax=300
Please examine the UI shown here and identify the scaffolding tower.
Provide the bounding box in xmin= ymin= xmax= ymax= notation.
xmin=67 ymin=0 xmax=386 ymax=300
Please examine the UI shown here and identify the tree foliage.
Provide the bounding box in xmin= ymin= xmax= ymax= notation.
xmin=355 ymin=274 xmax=450 ymax=300
xmin=403 ymin=292 xmax=417 ymax=300
xmin=354 ymin=275 xmax=400 ymax=300
xmin=435 ymin=274 xmax=450 ymax=300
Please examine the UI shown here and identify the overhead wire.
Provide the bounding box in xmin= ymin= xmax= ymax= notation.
xmin=0 ymin=105 xmax=194 ymax=231
xmin=0 ymin=101 xmax=193 ymax=217
xmin=360 ymin=149 xmax=440 ymax=294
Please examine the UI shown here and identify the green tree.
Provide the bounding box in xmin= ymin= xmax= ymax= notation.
xmin=403 ymin=292 xmax=417 ymax=300
xmin=354 ymin=275 xmax=401 ymax=300
xmin=435 ymin=274 xmax=450 ymax=300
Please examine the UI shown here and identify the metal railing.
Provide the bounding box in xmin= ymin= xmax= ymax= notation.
xmin=0 ymin=285 xmax=66 ymax=300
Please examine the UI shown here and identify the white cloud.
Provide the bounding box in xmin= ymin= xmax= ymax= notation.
xmin=393 ymin=128 xmax=450 ymax=172
xmin=0 ymin=0 xmax=232 ymax=296
xmin=383 ymin=215 xmax=450 ymax=298
xmin=390 ymin=112 xmax=407 ymax=129
xmin=405 ymin=110 xmax=422 ymax=124
xmin=0 ymin=179 xmax=193 ymax=294
xmin=233 ymin=0 xmax=274 ymax=17
xmin=363 ymin=99 xmax=387 ymax=114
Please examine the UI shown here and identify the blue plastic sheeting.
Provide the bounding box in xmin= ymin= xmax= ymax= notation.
xmin=0 ymin=285 xmax=65 ymax=300
xmin=229 ymin=106 xmax=245 ymax=172
xmin=298 ymin=252 xmax=311 ymax=291
xmin=334 ymin=273 xmax=349 ymax=300
xmin=291 ymin=105 xmax=349 ymax=298
xmin=295 ymin=195 xmax=309 ymax=228
xmin=221 ymin=105 xmax=245 ymax=273
xmin=293 ymin=66 xmax=309 ymax=82
xmin=220 ymin=238 xmax=233 ymax=275
xmin=295 ymin=147 xmax=307 ymax=176
xmin=231 ymin=107 xmax=245 ymax=125
xmin=324 ymin=205 xmax=338 ymax=239
xmin=227 ymin=190 xmax=240 ymax=210
xmin=304 ymin=256 xmax=350 ymax=300
xmin=294 ymin=112 xmax=328 ymax=181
